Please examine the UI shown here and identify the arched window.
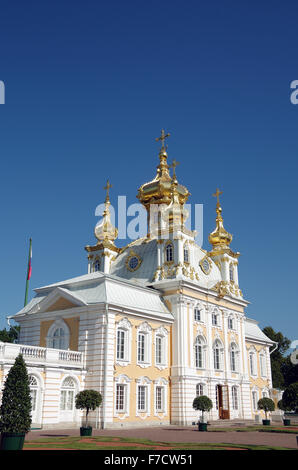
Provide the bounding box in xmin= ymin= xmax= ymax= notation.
xmin=259 ymin=351 xmax=267 ymax=377
xmin=116 ymin=318 xmax=132 ymax=366
xmin=47 ymin=319 xmax=70 ymax=350
xmin=60 ymin=377 xmax=76 ymax=411
xmin=228 ymin=316 xmax=234 ymax=330
xmin=213 ymin=340 xmax=223 ymax=370
xmin=230 ymin=343 xmax=238 ymax=372
xmin=249 ymin=348 xmax=257 ymax=376
xmin=165 ymin=243 xmax=173 ymax=262
xmin=196 ymin=383 xmax=205 ymax=397
xmin=29 ymin=375 xmax=38 ymax=412
xmin=93 ymin=259 xmax=100 ymax=272
xmin=194 ymin=337 xmax=203 ymax=369
xmin=52 ymin=328 xmax=66 ymax=350
xmin=231 ymin=386 xmax=238 ymax=410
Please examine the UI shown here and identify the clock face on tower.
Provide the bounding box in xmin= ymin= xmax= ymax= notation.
xmin=200 ymin=256 xmax=211 ymax=275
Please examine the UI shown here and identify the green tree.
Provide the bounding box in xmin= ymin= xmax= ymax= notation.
xmin=0 ymin=326 xmax=20 ymax=343
xmin=193 ymin=395 xmax=213 ymax=423
xmin=280 ymin=356 xmax=298 ymax=388
xmin=75 ymin=390 xmax=102 ymax=428
xmin=281 ymin=382 xmax=298 ymax=412
xmin=257 ymin=397 xmax=275 ymax=420
xmin=262 ymin=326 xmax=291 ymax=389
xmin=0 ymin=354 xmax=32 ymax=433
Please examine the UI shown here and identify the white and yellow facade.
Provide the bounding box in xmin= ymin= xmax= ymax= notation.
xmin=0 ymin=131 xmax=276 ymax=428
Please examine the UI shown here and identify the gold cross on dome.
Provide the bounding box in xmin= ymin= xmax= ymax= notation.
xmin=155 ymin=129 xmax=170 ymax=150
xmin=104 ymin=180 xmax=112 ymax=201
xmin=213 ymin=188 xmax=223 ymax=205
xmin=170 ymin=159 xmax=180 ymax=178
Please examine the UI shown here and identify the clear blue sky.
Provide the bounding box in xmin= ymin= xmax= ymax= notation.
xmin=0 ymin=1 xmax=297 ymax=341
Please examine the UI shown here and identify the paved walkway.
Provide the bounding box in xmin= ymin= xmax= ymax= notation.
xmin=25 ymin=426 xmax=298 ymax=449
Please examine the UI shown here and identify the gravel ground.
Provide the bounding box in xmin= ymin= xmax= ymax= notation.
xmin=25 ymin=426 xmax=298 ymax=449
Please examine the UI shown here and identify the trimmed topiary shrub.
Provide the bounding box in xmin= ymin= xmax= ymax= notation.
xmin=75 ymin=389 xmax=102 ymax=428
xmin=0 ymin=353 xmax=32 ymax=434
xmin=257 ymin=397 xmax=275 ymax=421
xmin=193 ymin=395 xmax=213 ymax=423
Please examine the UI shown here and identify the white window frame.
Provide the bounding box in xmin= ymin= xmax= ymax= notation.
xmin=114 ymin=374 xmax=131 ymax=418
xmin=252 ymin=389 xmax=258 ymax=411
xmin=165 ymin=242 xmax=174 ymax=263
xmin=60 ymin=377 xmax=76 ymax=411
xmin=154 ymin=326 xmax=168 ymax=369
xmin=259 ymin=351 xmax=267 ymax=378
xmin=46 ymin=318 xmax=70 ymax=350
xmin=231 ymin=386 xmax=239 ymax=410
xmin=213 ymin=339 xmax=224 ymax=371
xmin=154 ymin=377 xmax=168 ymax=417
xmin=194 ymin=335 xmax=206 ymax=369
xmin=136 ymin=376 xmax=151 ymax=418
xmin=249 ymin=347 xmax=257 ymax=377
xmin=230 ymin=342 xmax=239 ymax=373
xmin=137 ymin=322 xmax=152 ymax=368
xmin=115 ymin=318 xmax=132 ymax=366
xmin=196 ymin=383 xmax=205 ymax=397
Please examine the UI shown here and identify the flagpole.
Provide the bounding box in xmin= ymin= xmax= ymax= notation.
xmin=24 ymin=237 xmax=32 ymax=307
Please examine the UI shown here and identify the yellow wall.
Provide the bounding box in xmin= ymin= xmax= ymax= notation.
xmin=40 ymin=317 xmax=79 ymax=350
xmin=113 ymin=314 xmax=171 ymax=423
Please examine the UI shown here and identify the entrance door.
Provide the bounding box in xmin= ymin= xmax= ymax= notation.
xmin=216 ymin=385 xmax=230 ymax=419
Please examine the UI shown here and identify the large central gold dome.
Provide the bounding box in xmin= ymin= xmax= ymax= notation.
xmin=137 ymin=130 xmax=190 ymax=210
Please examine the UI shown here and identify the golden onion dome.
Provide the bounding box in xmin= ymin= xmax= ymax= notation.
xmin=208 ymin=189 xmax=233 ymax=250
xmin=94 ymin=180 xmax=118 ymax=243
xmin=137 ymin=130 xmax=190 ymax=210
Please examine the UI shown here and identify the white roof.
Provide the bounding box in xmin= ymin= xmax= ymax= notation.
xmin=245 ymin=318 xmax=275 ymax=345
xmin=13 ymin=271 xmax=173 ymax=321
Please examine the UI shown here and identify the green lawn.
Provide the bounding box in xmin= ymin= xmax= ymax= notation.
xmin=23 ymin=435 xmax=295 ymax=451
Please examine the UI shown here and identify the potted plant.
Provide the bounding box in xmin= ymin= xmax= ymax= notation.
xmin=193 ymin=395 xmax=213 ymax=431
xmin=280 ymin=382 xmax=298 ymax=426
xmin=257 ymin=397 xmax=275 ymax=425
xmin=75 ymin=389 xmax=102 ymax=436
xmin=0 ymin=354 xmax=32 ymax=450
xmin=277 ymin=400 xmax=291 ymax=426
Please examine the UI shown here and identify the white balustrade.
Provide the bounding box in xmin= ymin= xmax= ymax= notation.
xmin=0 ymin=342 xmax=84 ymax=368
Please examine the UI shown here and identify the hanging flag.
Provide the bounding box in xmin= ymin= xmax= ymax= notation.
xmin=24 ymin=238 xmax=32 ymax=307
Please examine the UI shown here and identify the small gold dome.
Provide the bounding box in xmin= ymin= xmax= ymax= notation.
xmin=208 ymin=189 xmax=233 ymax=250
xmin=94 ymin=180 xmax=118 ymax=243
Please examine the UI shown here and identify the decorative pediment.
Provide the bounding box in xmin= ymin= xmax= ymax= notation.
xmin=38 ymin=287 xmax=86 ymax=314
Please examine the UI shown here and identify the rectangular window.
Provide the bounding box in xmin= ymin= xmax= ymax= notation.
xmin=194 ymin=308 xmax=201 ymax=322
xmin=30 ymin=390 xmax=37 ymax=412
xmin=252 ymin=391 xmax=258 ymax=411
xmin=116 ymin=384 xmax=125 ymax=412
xmin=214 ymin=349 xmax=220 ymax=370
xmin=249 ymin=353 xmax=255 ymax=375
xmin=138 ymin=333 xmax=145 ymax=363
xmin=232 ymin=387 xmax=238 ymax=410
xmin=212 ymin=314 xmax=218 ymax=326
xmin=156 ymin=386 xmax=164 ymax=412
xmin=260 ymin=355 xmax=266 ymax=377
xmin=138 ymin=385 xmax=146 ymax=412
xmin=116 ymin=330 xmax=125 ymax=360
xmin=228 ymin=318 xmax=233 ymax=329
xmin=156 ymin=336 xmax=163 ymax=365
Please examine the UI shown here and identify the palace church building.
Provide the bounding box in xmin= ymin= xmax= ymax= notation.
xmin=0 ymin=131 xmax=276 ymax=429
